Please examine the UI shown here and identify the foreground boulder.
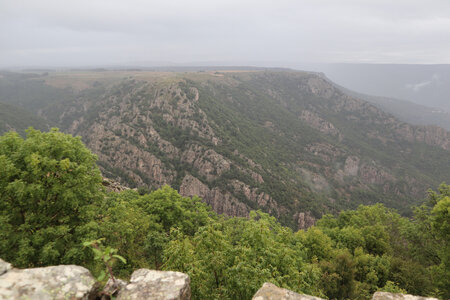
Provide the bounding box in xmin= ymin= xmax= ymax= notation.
xmin=117 ymin=269 xmax=190 ymax=300
xmin=103 ymin=277 xmax=128 ymax=298
xmin=0 ymin=263 xmax=96 ymax=299
xmin=252 ymin=282 xmax=324 ymax=300
xmin=372 ymin=292 xmax=438 ymax=300
xmin=0 ymin=259 xmax=11 ymax=276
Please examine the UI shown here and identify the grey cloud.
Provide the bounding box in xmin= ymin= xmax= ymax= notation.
xmin=1 ymin=0 xmax=450 ymax=67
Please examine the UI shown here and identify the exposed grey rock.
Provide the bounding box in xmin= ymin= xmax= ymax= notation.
xmin=0 ymin=258 xmax=12 ymax=275
xmin=180 ymin=173 xmax=249 ymax=217
xmin=299 ymin=110 xmax=341 ymax=138
xmin=293 ymin=212 xmax=317 ymax=230
xmin=102 ymin=278 xmax=128 ymax=299
xmin=0 ymin=259 xmax=11 ymax=276
xmin=102 ymin=177 xmax=130 ymax=193
xmin=117 ymin=269 xmax=190 ymax=300
xmin=372 ymin=292 xmax=438 ymax=300
xmin=252 ymin=282 xmax=324 ymax=300
xmin=0 ymin=264 xmax=96 ymax=300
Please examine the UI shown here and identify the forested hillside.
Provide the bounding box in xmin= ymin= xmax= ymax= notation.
xmin=0 ymin=70 xmax=449 ymax=229
xmin=0 ymin=129 xmax=448 ymax=299
xmin=334 ymin=83 xmax=450 ymax=131
xmin=0 ymin=102 xmax=50 ymax=135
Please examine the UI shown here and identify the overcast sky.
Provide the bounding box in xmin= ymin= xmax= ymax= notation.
xmin=1 ymin=0 xmax=450 ymax=67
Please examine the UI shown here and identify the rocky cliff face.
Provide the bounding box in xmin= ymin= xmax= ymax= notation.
xmin=28 ymin=70 xmax=449 ymax=228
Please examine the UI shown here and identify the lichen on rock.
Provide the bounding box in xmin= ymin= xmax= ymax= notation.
xmin=0 ymin=263 xmax=97 ymax=300
xmin=117 ymin=269 xmax=190 ymax=300
xmin=252 ymin=282 xmax=325 ymax=300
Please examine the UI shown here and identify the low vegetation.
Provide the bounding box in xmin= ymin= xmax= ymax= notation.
xmin=0 ymin=128 xmax=448 ymax=299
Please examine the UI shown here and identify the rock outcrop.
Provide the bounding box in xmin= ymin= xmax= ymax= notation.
xmin=372 ymin=292 xmax=438 ymax=300
xmin=0 ymin=262 xmax=97 ymax=300
xmin=252 ymin=282 xmax=324 ymax=300
xmin=294 ymin=212 xmax=317 ymax=230
xmin=251 ymin=284 xmax=438 ymax=300
xmin=0 ymin=259 xmax=192 ymax=300
xmin=0 ymin=259 xmax=11 ymax=276
xmin=117 ymin=269 xmax=190 ymax=300
xmin=102 ymin=177 xmax=130 ymax=192
xmin=179 ymin=174 xmax=249 ymax=217
xmin=299 ymin=110 xmax=341 ymax=138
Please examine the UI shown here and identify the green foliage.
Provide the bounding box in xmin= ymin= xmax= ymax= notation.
xmin=0 ymin=127 xmax=448 ymax=299
xmin=0 ymin=128 xmax=104 ymax=267
xmin=319 ymin=249 xmax=355 ymax=299
xmin=163 ymin=211 xmax=322 ymax=299
xmin=83 ymin=238 xmax=126 ymax=282
xmin=0 ymin=102 xmax=50 ymax=136
xmin=430 ymin=191 xmax=450 ymax=299
xmin=378 ymin=281 xmax=407 ymax=294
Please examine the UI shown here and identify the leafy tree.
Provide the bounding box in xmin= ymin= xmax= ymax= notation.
xmin=430 ymin=190 xmax=450 ymax=298
xmin=319 ymin=249 xmax=355 ymax=300
xmin=0 ymin=128 xmax=104 ymax=267
xmin=83 ymin=238 xmax=126 ymax=282
xmin=97 ymin=190 xmax=155 ymax=275
xmin=97 ymin=186 xmax=214 ymax=276
xmin=163 ymin=211 xmax=322 ymax=300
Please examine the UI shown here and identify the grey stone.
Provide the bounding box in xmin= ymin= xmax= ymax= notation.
xmin=0 ymin=259 xmax=11 ymax=276
xmin=0 ymin=264 xmax=96 ymax=300
xmin=372 ymin=292 xmax=438 ymax=300
xmin=252 ymin=283 xmax=325 ymax=300
xmin=102 ymin=277 xmax=128 ymax=298
xmin=117 ymin=269 xmax=190 ymax=300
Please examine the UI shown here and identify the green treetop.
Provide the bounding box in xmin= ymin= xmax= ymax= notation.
xmin=0 ymin=128 xmax=104 ymax=267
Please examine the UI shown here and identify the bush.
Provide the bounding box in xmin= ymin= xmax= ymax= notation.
xmin=0 ymin=128 xmax=104 ymax=267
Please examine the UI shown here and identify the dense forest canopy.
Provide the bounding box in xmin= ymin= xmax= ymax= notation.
xmin=0 ymin=128 xmax=448 ymax=299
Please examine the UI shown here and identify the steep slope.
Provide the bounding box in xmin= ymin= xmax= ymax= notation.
xmin=334 ymin=83 xmax=450 ymax=130
xmin=0 ymin=102 xmax=51 ymax=135
xmin=294 ymin=63 xmax=450 ymax=112
xmin=1 ymin=70 xmax=448 ymax=228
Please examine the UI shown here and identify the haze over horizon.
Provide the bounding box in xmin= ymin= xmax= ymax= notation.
xmin=1 ymin=0 xmax=450 ymax=68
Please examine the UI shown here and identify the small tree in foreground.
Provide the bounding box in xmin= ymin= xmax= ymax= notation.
xmin=0 ymin=128 xmax=104 ymax=267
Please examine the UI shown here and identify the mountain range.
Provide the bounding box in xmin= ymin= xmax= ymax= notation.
xmin=0 ymin=69 xmax=448 ymax=228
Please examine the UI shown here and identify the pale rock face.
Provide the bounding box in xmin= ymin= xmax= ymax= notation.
xmin=0 ymin=259 xmax=11 ymax=276
xmin=117 ymin=269 xmax=190 ymax=300
xmin=102 ymin=177 xmax=130 ymax=192
xmin=372 ymin=292 xmax=438 ymax=300
xmin=181 ymin=144 xmax=231 ymax=181
xmin=299 ymin=110 xmax=341 ymax=137
xmin=252 ymin=282 xmax=324 ymax=300
xmin=394 ymin=124 xmax=450 ymax=150
xmin=344 ymin=156 xmax=360 ymax=177
xmin=179 ymin=174 xmax=249 ymax=217
xmin=305 ymin=143 xmax=345 ymax=162
xmin=0 ymin=264 xmax=96 ymax=300
xmin=294 ymin=212 xmax=317 ymax=230
xmin=359 ymin=163 xmax=395 ymax=185
xmin=103 ymin=277 xmax=128 ymax=297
